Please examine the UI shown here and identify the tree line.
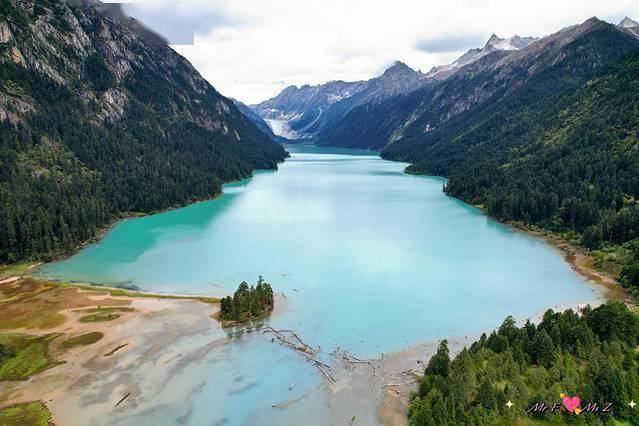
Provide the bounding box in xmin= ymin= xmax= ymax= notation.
xmin=408 ymin=302 xmax=639 ymax=424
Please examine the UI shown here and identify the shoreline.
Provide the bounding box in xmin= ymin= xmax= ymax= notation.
xmin=15 ymin=161 xmax=288 ymax=271
xmin=0 ymin=264 xmax=617 ymax=425
xmin=510 ymin=224 xmax=629 ymax=302
xmin=1 ymin=154 xmax=632 ymax=424
xmin=373 ymin=294 xmax=609 ymax=425
xmin=0 ymin=276 xmax=223 ymax=424
xmin=398 ymin=166 xmax=629 ymax=303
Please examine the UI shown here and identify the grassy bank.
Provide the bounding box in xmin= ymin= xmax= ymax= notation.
xmin=0 ymin=333 xmax=63 ymax=381
xmin=0 ymin=401 xmax=51 ymax=426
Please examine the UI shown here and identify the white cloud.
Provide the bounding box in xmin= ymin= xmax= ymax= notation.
xmin=118 ymin=0 xmax=639 ymax=104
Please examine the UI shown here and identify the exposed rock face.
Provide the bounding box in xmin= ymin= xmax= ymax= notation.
xmin=97 ymin=87 xmax=127 ymax=122
xmin=0 ymin=0 xmax=290 ymax=149
xmin=252 ymin=61 xmax=432 ymax=140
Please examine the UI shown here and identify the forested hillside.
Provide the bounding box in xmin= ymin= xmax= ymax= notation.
xmin=383 ymin=23 xmax=639 ymax=297
xmin=0 ymin=0 xmax=287 ymax=263
xmin=408 ymin=302 xmax=639 ymax=424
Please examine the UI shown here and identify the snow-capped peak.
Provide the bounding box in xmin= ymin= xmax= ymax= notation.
xmin=618 ymin=17 xmax=639 ymax=28
xmin=426 ymin=33 xmax=537 ymax=79
xmin=485 ymin=34 xmax=537 ymax=51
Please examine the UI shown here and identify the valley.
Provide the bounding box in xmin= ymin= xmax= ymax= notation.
xmin=1 ymin=1 xmax=639 ymax=424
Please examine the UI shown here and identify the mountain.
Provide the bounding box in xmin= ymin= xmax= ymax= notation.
xmin=618 ymin=16 xmax=639 ymax=28
xmin=425 ymin=34 xmax=538 ymax=80
xmin=0 ymin=0 xmax=287 ymax=263
xmin=381 ymin=18 xmax=639 ymax=281
xmin=253 ymin=31 xmax=538 ymax=146
xmin=618 ymin=16 xmax=639 ymax=37
xmin=230 ymin=98 xmax=289 ymax=144
xmin=383 ymin=18 xmax=638 ymax=160
xmin=252 ymin=80 xmax=368 ymax=140
xmin=316 ymin=31 xmax=540 ymax=150
xmin=252 ymin=61 xmax=429 ymax=140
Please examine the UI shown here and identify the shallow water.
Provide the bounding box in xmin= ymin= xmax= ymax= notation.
xmin=40 ymin=146 xmax=603 ymax=424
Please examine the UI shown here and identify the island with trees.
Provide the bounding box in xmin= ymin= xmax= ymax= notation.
xmin=218 ymin=276 xmax=274 ymax=325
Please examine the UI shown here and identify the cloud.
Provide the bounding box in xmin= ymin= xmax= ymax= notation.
xmin=114 ymin=0 xmax=639 ymax=104
xmin=416 ymin=34 xmax=486 ymax=53
xmin=118 ymin=1 xmax=244 ymax=45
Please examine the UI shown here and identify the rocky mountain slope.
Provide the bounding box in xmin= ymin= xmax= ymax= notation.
xmin=252 ymin=31 xmax=538 ymax=145
xmin=252 ymin=61 xmax=430 ymax=140
xmin=231 ymin=98 xmax=288 ymax=144
xmin=425 ymin=33 xmax=538 ymax=80
xmin=618 ymin=16 xmax=639 ymax=37
xmin=318 ymin=18 xmax=637 ymax=150
xmin=0 ymin=0 xmax=287 ymax=262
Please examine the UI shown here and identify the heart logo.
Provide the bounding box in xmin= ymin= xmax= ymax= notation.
xmin=561 ymin=394 xmax=581 ymax=414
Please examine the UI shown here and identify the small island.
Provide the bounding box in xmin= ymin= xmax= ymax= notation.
xmin=219 ymin=276 xmax=274 ymax=325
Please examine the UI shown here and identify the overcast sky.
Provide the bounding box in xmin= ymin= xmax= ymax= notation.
xmin=107 ymin=0 xmax=639 ymax=104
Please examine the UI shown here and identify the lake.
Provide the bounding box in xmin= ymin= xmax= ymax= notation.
xmin=39 ymin=146 xmax=604 ymax=424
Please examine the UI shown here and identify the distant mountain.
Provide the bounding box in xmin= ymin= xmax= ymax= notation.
xmin=618 ymin=17 xmax=639 ymax=37
xmin=425 ymin=33 xmax=538 ymax=80
xmin=317 ymin=30 xmax=541 ymax=150
xmin=231 ymin=98 xmax=289 ymax=144
xmin=618 ymin=16 xmax=639 ymax=28
xmin=252 ymin=61 xmax=429 ymax=140
xmin=0 ymin=0 xmax=287 ymax=262
xmin=254 ymin=31 xmax=540 ymax=145
xmin=252 ymin=80 xmax=367 ymax=140
xmin=379 ymin=18 xmax=638 ymax=154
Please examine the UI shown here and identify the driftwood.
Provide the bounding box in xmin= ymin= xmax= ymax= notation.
xmin=272 ymin=394 xmax=307 ymax=409
xmin=114 ymin=392 xmax=131 ymax=408
xmin=334 ymin=349 xmax=378 ymax=375
xmin=224 ymin=325 xmax=337 ymax=384
xmin=378 ymin=368 xmax=420 ymax=395
xmin=261 ymin=326 xmax=336 ymax=384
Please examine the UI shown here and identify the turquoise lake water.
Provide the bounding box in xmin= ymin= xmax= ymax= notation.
xmin=39 ymin=147 xmax=603 ymax=424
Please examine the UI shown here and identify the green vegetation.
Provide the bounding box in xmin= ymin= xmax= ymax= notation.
xmin=61 ymin=332 xmax=104 ymax=348
xmin=0 ymin=262 xmax=36 ymax=280
xmin=0 ymin=333 xmax=62 ymax=381
xmin=0 ymin=0 xmax=287 ymax=264
xmin=219 ymin=276 xmax=274 ymax=323
xmin=77 ymin=306 xmax=133 ymax=323
xmin=79 ymin=313 xmax=120 ymax=323
xmin=0 ymin=401 xmax=52 ymax=426
xmin=0 ymin=343 xmax=12 ymax=363
xmin=408 ymin=302 xmax=639 ymax=424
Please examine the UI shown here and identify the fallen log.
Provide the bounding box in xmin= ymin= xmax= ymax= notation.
xmin=114 ymin=392 xmax=131 ymax=408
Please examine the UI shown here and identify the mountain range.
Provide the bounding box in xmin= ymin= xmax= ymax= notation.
xmin=0 ymin=0 xmax=287 ymax=262
xmin=249 ymin=17 xmax=639 ymax=151
xmin=249 ymin=31 xmax=541 ymax=142
xmin=252 ymin=61 xmax=430 ymax=141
